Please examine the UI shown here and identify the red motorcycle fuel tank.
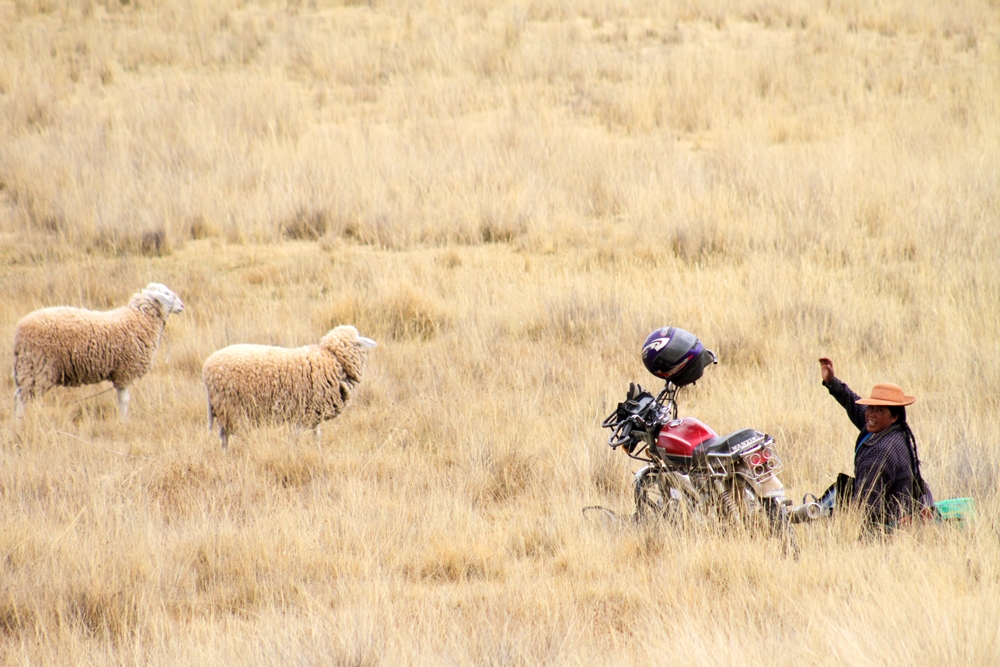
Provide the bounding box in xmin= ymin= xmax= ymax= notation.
xmin=656 ymin=417 xmax=718 ymax=457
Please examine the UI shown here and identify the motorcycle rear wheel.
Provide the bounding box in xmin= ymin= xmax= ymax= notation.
xmin=724 ymin=476 xmax=765 ymax=526
xmin=727 ymin=477 xmax=799 ymax=558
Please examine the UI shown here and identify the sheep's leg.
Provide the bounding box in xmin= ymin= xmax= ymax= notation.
xmin=205 ymin=387 xmax=214 ymax=431
xmin=219 ymin=427 xmax=229 ymax=451
xmin=14 ymin=387 xmax=24 ymax=421
xmin=313 ymin=425 xmax=322 ymax=451
xmin=12 ymin=365 xmax=35 ymax=421
xmin=116 ymin=386 xmax=131 ymax=421
xmin=13 ymin=388 xmax=26 ymax=421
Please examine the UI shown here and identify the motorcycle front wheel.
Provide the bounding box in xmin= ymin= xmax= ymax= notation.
xmin=633 ymin=469 xmax=697 ymax=523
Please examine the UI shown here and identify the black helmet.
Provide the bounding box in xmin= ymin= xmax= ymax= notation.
xmin=641 ymin=327 xmax=716 ymax=386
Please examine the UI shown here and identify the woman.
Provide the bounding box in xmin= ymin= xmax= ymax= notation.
xmin=819 ymin=357 xmax=931 ymax=531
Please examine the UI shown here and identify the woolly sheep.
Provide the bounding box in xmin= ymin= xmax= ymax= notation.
xmin=201 ymin=324 xmax=376 ymax=450
xmin=13 ymin=283 xmax=185 ymax=420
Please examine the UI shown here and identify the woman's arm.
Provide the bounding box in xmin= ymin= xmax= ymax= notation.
xmin=819 ymin=358 xmax=867 ymax=431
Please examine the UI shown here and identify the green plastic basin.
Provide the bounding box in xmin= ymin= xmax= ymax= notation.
xmin=935 ymin=497 xmax=976 ymax=523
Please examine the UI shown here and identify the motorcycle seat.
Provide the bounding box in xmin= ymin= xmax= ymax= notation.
xmin=696 ymin=428 xmax=762 ymax=456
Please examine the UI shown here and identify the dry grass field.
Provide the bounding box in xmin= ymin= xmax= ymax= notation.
xmin=2 ymin=0 xmax=999 ymax=664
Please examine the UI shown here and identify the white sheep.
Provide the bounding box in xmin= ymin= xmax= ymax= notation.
xmin=201 ymin=324 xmax=376 ymax=450
xmin=13 ymin=283 xmax=185 ymax=420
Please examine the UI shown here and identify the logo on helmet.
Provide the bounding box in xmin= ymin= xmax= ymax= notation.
xmin=642 ymin=336 xmax=671 ymax=358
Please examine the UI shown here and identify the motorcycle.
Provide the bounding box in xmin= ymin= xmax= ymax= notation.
xmin=600 ymin=379 xmax=821 ymax=546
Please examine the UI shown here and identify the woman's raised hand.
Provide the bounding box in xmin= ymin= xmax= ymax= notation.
xmin=818 ymin=357 xmax=835 ymax=384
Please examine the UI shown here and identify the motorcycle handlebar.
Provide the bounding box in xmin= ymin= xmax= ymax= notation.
xmin=607 ymin=413 xmax=662 ymax=452
xmin=603 ymin=384 xmax=670 ymax=449
xmin=607 ymin=421 xmax=633 ymax=447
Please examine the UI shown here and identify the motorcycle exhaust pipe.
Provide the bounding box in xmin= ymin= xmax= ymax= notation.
xmin=789 ymin=502 xmax=822 ymax=524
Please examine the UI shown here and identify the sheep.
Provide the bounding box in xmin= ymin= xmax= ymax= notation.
xmin=201 ymin=324 xmax=376 ymax=450
xmin=13 ymin=283 xmax=185 ymax=420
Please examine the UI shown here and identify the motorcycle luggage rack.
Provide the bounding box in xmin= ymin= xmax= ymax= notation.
xmin=703 ymin=452 xmax=733 ymax=478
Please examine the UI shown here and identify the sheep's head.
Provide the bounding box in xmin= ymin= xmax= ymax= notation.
xmin=136 ymin=283 xmax=185 ymax=318
xmin=320 ymin=325 xmax=376 ymax=382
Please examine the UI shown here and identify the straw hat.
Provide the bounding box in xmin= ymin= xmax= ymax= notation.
xmin=855 ymin=382 xmax=916 ymax=406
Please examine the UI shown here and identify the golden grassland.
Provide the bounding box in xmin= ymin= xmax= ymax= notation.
xmin=1 ymin=0 xmax=999 ymax=664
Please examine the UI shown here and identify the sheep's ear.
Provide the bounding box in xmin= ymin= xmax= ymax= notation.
xmin=357 ymin=336 xmax=377 ymax=349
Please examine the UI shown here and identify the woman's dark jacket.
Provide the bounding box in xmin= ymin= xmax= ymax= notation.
xmin=823 ymin=377 xmax=915 ymax=528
